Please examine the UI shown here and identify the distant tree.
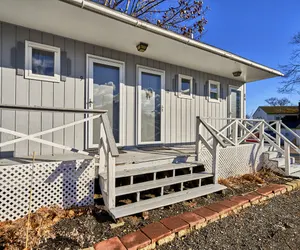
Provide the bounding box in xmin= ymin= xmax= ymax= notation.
xmin=94 ymin=0 xmax=209 ymax=39
xmin=265 ymin=97 xmax=292 ymax=106
xmin=279 ymin=32 xmax=300 ymax=94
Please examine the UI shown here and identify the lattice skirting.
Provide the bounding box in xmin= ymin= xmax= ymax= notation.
xmin=201 ymin=143 xmax=264 ymax=179
xmin=0 ymin=159 xmax=95 ymax=221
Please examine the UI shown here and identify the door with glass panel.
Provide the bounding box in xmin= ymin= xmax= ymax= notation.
xmin=229 ymin=86 xmax=242 ymax=119
xmin=87 ymin=55 xmax=124 ymax=148
xmin=137 ymin=66 xmax=165 ymax=145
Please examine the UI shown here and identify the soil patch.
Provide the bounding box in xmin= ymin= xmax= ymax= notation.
xmin=0 ymin=170 xmax=294 ymax=249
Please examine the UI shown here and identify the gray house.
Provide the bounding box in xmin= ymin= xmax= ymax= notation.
xmin=0 ymin=0 xmax=289 ymax=221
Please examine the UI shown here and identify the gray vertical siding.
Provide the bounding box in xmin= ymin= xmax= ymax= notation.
xmin=0 ymin=22 xmax=245 ymax=156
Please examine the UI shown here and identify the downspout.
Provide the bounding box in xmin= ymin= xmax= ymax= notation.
xmin=60 ymin=0 xmax=283 ymax=77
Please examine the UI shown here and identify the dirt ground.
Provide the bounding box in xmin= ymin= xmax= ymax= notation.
xmin=158 ymin=189 xmax=300 ymax=250
xmin=0 ymin=170 xmax=295 ymax=250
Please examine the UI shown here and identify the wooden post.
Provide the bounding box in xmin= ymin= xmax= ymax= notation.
xmin=232 ymin=120 xmax=238 ymax=146
xmin=284 ymin=141 xmax=291 ymax=176
xmin=195 ymin=117 xmax=201 ymax=161
xmin=98 ymin=116 xmax=106 ymax=174
xmin=259 ymin=121 xmax=264 ymax=145
xmin=212 ymin=138 xmax=220 ymax=184
xmin=107 ymin=152 xmax=116 ymax=209
xmin=276 ymin=121 xmax=281 ymax=146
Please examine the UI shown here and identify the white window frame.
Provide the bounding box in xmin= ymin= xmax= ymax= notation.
xmin=178 ymin=74 xmax=193 ymax=99
xmin=208 ymin=80 xmax=220 ymax=103
xmin=25 ymin=40 xmax=61 ymax=82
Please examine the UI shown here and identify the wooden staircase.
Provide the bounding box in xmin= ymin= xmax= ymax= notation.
xmin=264 ymin=150 xmax=300 ymax=178
xmin=99 ymin=156 xmax=226 ymax=219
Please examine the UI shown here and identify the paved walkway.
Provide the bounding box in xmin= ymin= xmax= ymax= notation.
xmin=157 ymin=189 xmax=300 ymax=250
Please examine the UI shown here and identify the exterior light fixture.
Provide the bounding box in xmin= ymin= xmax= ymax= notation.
xmin=232 ymin=71 xmax=242 ymax=77
xmin=136 ymin=42 xmax=148 ymax=52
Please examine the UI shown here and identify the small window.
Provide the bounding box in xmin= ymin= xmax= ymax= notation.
xmin=178 ymin=74 xmax=193 ymax=99
xmin=209 ymin=80 xmax=220 ymax=102
xmin=25 ymin=41 xmax=60 ymax=82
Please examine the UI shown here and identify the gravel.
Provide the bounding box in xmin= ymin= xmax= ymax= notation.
xmin=158 ymin=189 xmax=300 ymax=250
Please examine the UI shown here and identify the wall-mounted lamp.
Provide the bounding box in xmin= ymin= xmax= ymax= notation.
xmin=136 ymin=42 xmax=148 ymax=52
xmin=232 ymin=71 xmax=242 ymax=77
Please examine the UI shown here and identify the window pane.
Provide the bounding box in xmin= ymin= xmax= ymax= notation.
xmin=181 ymin=79 xmax=191 ymax=95
xmin=93 ymin=63 xmax=120 ymax=144
xmin=141 ymin=72 xmax=161 ymax=142
xmin=210 ymin=92 xmax=218 ymax=100
xmin=210 ymin=84 xmax=218 ymax=93
xmin=32 ymin=49 xmax=55 ymax=76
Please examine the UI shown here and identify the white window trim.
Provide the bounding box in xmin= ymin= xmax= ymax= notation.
xmin=25 ymin=40 xmax=61 ymax=82
xmin=208 ymin=80 xmax=220 ymax=103
xmin=178 ymin=74 xmax=193 ymax=99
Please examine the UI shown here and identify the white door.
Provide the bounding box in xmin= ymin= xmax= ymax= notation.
xmin=137 ymin=65 xmax=165 ymax=145
xmin=86 ymin=55 xmax=124 ymax=148
xmin=229 ymin=86 xmax=242 ymax=118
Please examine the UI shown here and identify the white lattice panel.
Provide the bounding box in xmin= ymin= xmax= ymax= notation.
xmin=0 ymin=159 xmax=95 ymax=221
xmin=201 ymin=144 xmax=264 ymax=179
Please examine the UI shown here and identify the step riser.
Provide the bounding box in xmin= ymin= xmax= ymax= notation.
xmin=270 ymin=157 xmax=295 ymax=166
xmin=116 ymin=155 xmax=196 ymax=170
xmin=110 ymin=184 xmax=227 ymax=219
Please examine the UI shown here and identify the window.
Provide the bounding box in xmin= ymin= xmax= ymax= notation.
xmin=25 ymin=41 xmax=61 ymax=82
xmin=178 ymin=74 xmax=193 ymax=99
xmin=209 ymin=80 xmax=220 ymax=102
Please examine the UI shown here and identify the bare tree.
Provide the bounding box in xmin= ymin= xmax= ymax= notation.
xmin=93 ymin=0 xmax=209 ymax=39
xmin=265 ymin=97 xmax=291 ymax=106
xmin=279 ymin=32 xmax=300 ymax=94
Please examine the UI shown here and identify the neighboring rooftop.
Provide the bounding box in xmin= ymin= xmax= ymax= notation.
xmin=260 ymin=106 xmax=299 ymax=115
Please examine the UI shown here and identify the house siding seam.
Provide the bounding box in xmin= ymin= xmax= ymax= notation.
xmin=0 ymin=21 xmax=244 ymax=156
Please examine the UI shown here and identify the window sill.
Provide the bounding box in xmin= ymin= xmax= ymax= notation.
xmin=178 ymin=93 xmax=194 ymax=100
xmin=25 ymin=73 xmax=61 ymax=83
xmin=208 ymin=98 xmax=221 ymax=103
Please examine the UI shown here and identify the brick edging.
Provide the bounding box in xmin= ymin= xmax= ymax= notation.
xmin=93 ymin=180 xmax=300 ymax=250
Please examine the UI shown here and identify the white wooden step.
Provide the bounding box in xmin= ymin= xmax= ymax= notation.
xmin=290 ymin=171 xmax=300 ymax=178
xmin=270 ymin=156 xmax=295 ymax=166
xmin=110 ymin=184 xmax=226 ymax=219
xmin=116 ymin=172 xmax=213 ymax=196
xmin=265 ymin=151 xmax=282 ymax=159
xmin=279 ymin=163 xmax=300 ymax=174
xmin=101 ymin=162 xmax=204 ymax=179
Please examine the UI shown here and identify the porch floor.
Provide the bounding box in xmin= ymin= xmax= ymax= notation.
xmin=0 ymin=145 xmax=196 ymax=166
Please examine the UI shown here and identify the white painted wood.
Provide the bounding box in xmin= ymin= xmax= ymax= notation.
xmin=101 ymin=162 xmax=203 ymax=179
xmin=107 ymin=152 xmax=116 ymax=209
xmin=110 ymin=184 xmax=226 ymax=219
xmin=115 ymin=173 xmax=213 ymax=196
xmin=212 ymin=138 xmax=220 ymax=184
xmin=276 ymin=121 xmax=281 ymax=146
xmin=284 ymin=141 xmax=291 ymax=176
xmin=195 ymin=117 xmax=201 ymax=161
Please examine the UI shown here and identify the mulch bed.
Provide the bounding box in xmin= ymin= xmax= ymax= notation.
xmin=157 ymin=188 xmax=300 ymax=250
xmin=0 ymin=170 xmax=294 ymax=249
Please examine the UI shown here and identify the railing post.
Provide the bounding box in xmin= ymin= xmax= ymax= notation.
xmin=232 ymin=120 xmax=238 ymax=146
xmin=98 ymin=116 xmax=106 ymax=174
xmin=276 ymin=121 xmax=281 ymax=146
xmin=107 ymin=152 xmax=116 ymax=209
xmin=195 ymin=116 xmax=202 ymax=161
xmin=259 ymin=121 xmax=264 ymax=145
xmin=212 ymin=138 xmax=220 ymax=184
xmin=284 ymin=141 xmax=291 ymax=176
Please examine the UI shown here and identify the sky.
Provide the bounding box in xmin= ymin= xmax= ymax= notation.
xmin=201 ymin=0 xmax=300 ymax=115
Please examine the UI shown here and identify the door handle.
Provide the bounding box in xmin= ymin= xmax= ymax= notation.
xmin=87 ymin=99 xmax=93 ymax=108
